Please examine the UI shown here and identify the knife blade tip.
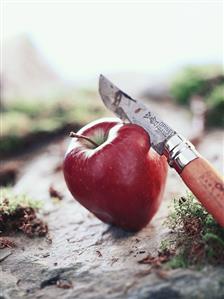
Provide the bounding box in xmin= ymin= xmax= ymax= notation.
xmin=99 ymin=74 xmax=110 ymax=94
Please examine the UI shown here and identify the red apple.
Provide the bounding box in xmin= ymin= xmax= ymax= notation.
xmin=63 ymin=118 xmax=168 ymax=231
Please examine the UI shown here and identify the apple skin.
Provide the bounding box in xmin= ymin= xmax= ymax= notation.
xmin=63 ymin=118 xmax=168 ymax=231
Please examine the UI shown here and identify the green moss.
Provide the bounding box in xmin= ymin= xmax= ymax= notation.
xmin=0 ymin=188 xmax=48 ymax=237
xmin=7 ymin=100 xmax=45 ymax=118
xmin=169 ymin=65 xmax=224 ymax=127
xmin=31 ymin=118 xmax=63 ymax=133
xmin=1 ymin=91 xmax=105 ymax=155
xmin=170 ymin=67 xmax=206 ymax=105
xmin=166 ymin=254 xmax=188 ymax=269
xmin=206 ymin=84 xmax=224 ymax=127
xmin=170 ymin=65 xmax=223 ymax=105
xmin=0 ymin=188 xmax=43 ymax=214
xmin=1 ymin=111 xmax=32 ymax=137
xmin=161 ymin=192 xmax=224 ymax=269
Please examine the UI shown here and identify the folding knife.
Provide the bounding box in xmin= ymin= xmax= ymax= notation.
xmin=99 ymin=75 xmax=224 ymax=227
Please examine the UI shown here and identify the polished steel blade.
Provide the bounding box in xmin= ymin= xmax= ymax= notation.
xmin=99 ymin=74 xmax=176 ymax=155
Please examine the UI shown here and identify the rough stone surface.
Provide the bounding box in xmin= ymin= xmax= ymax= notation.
xmin=1 ymin=103 xmax=223 ymax=299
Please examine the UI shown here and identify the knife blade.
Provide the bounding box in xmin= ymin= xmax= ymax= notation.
xmin=99 ymin=74 xmax=224 ymax=227
xmin=99 ymin=74 xmax=176 ymax=155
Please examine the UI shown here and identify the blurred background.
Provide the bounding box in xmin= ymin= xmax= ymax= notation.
xmin=0 ymin=0 xmax=223 ymax=187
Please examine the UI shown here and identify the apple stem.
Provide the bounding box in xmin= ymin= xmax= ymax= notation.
xmin=69 ymin=131 xmax=99 ymax=147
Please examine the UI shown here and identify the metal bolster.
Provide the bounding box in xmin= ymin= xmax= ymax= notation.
xmin=163 ymin=134 xmax=199 ymax=173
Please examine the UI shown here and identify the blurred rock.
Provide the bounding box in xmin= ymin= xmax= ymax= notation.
xmin=141 ymin=81 xmax=172 ymax=102
xmin=1 ymin=35 xmax=64 ymax=102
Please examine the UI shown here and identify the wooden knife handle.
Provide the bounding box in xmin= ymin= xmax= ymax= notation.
xmin=180 ymin=157 xmax=224 ymax=227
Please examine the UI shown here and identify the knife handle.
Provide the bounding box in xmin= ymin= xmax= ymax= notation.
xmin=180 ymin=157 xmax=224 ymax=227
xmin=164 ymin=134 xmax=224 ymax=227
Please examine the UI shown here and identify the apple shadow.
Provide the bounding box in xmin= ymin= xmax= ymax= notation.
xmin=102 ymin=224 xmax=137 ymax=240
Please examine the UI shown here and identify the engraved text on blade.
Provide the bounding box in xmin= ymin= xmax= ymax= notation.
xmin=143 ymin=111 xmax=173 ymax=138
